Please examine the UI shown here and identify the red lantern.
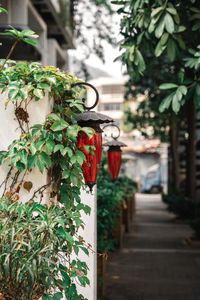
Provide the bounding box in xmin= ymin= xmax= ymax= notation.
xmin=73 ymin=82 xmax=113 ymax=191
xmin=103 ymin=125 xmax=127 ymax=181
xmin=108 ymin=147 xmax=122 ymax=180
xmin=77 ymin=131 xmax=98 ymax=191
xmin=95 ymin=131 xmax=102 ymax=166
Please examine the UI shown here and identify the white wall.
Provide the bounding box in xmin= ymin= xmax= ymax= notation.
xmin=0 ymin=91 xmax=97 ymax=299
xmin=77 ymin=188 xmax=97 ymax=300
xmin=0 ymin=93 xmax=52 ymax=202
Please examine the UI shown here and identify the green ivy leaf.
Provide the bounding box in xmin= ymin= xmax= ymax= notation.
xmin=45 ymin=140 xmax=55 ymax=155
xmin=8 ymin=88 xmax=19 ymax=100
xmin=57 ymin=227 xmax=74 ymax=244
xmin=33 ymin=88 xmax=44 ymax=100
xmin=27 ymin=155 xmax=37 ymax=170
xmin=66 ymin=125 xmax=79 ymax=140
xmin=51 ymin=120 xmax=68 ymax=132
xmin=54 ymin=144 xmax=64 ymax=153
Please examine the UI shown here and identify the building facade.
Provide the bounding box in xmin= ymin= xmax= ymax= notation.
xmin=0 ymin=0 xmax=74 ymax=68
xmin=88 ymin=77 xmax=126 ymax=129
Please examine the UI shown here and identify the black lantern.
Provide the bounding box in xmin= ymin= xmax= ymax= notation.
xmin=73 ymin=82 xmax=113 ymax=191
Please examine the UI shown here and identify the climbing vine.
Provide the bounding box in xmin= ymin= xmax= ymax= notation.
xmin=0 ymin=6 xmax=93 ymax=300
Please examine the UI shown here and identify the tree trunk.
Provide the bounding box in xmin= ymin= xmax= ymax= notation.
xmin=169 ymin=114 xmax=180 ymax=192
xmin=186 ymin=98 xmax=196 ymax=201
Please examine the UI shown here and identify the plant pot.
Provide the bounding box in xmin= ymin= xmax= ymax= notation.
xmin=97 ymin=254 xmax=107 ymax=299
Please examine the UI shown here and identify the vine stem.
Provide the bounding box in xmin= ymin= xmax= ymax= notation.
xmin=0 ymin=167 xmax=13 ymax=196
xmin=0 ymin=38 xmax=20 ymax=71
xmin=15 ymin=102 xmax=26 ymax=134
xmin=29 ymin=182 xmax=52 ymax=202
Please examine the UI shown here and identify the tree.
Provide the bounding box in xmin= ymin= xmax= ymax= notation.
xmin=59 ymin=0 xmax=115 ymax=78
xmin=113 ymin=0 xmax=200 ymax=199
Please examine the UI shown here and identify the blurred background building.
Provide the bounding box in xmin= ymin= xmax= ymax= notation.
xmin=0 ymin=0 xmax=74 ymax=68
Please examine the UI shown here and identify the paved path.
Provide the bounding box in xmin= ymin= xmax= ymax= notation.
xmin=105 ymin=193 xmax=200 ymax=300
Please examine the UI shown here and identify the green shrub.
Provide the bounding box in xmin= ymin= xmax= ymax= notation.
xmin=190 ymin=204 xmax=200 ymax=239
xmin=0 ymin=197 xmax=89 ymax=300
xmin=97 ymin=156 xmax=137 ymax=253
xmin=163 ymin=193 xmax=200 ymax=239
xmin=163 ymin=192 xmax=195 ymax=219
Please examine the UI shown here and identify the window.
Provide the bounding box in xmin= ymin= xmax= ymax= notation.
xmin=101 ymin=85 xmax=124 ymax=95
xmin=98 ymin=102 xmax=122 ymax=111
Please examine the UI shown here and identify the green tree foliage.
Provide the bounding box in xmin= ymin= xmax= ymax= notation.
xmin=123 ymin=101 xmax=170 ymax=142
xmin=112 ymin=0 xmax=200 ymax=115
xmin=73 ymin=0 xmax=114 ymax=60
xmin=71 ymin=0 xmax=115 ymax=79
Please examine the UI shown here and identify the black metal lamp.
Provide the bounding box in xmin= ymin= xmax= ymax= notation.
xmin=72 ymin=82 xmax=113 ymax=191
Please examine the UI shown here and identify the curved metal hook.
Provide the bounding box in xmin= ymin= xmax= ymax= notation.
xmin=72 ymin=82 xmax=99 ymax=110
xmin=103 ymin=124 xmax=121 ymax=140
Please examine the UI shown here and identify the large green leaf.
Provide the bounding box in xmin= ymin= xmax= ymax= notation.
xmin=159 ymin=83 xmax=178 ymax=90
xmin=164 ymin=13 xmax=175 ymax=34
xmin=50 ymin=120 xmax=68 ymax=131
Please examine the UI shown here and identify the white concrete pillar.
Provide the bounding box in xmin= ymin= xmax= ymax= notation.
xmin=47 ymin=39 xmax=57 ymax=67
xmin=0 ymin=0 xmax=11 ymax=24
xmin=10 ymin=0 xmax=28 ymax=26
xmin=160 ymin=143 xmax=168 ymax=194
xmin=27 ymin=1 xmax=48 ymax=65
xmin=78 ymin=188 xmax=97 ymax=300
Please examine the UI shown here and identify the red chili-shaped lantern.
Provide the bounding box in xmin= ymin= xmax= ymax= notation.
xmin=73 ymin=82 xmax=113 ymax=191
xmin=77 ymin=130 xmax=98 ymax=191
xmin=103 ymin=125 xmax=127 ymax=180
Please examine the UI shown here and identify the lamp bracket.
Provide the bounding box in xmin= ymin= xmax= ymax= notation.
xmin=103 ymin=124 xmax=120 ymax=140
xmin=72 ymin=82 xmax=99 ymax=110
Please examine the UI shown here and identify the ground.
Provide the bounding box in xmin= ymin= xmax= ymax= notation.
xmin=105 ymin=193 xmax=200 ymax=300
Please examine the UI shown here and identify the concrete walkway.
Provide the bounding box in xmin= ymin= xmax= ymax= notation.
xmin=105 ymin=193 xmax=200 ymax=300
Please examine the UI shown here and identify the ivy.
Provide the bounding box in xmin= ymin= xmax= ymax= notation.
xmin=0 ymin=18 xmax=93 ymax=299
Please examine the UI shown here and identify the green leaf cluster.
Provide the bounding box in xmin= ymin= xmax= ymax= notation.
xmin=0 ymin=60 xmax=93 ymax=299
xmin=0 ymin=197 xmax=89 ymax=300
xmin=0 ymin=26 xmax=39 ymax=46
xmin=113 ymin=0 xmax=200 ymax=114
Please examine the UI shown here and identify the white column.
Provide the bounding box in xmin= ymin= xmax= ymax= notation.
xmin=160 ymin=143 xmax=168 ymax=194
xmin=0 ymin=0 xmax=11 ymax=24
xmin=77 ymin=188 xmax=97 ymax=300
xmin=27 ymin=1 xmax=48 ymax=65
xmin=47 ymin=39 xmax=57 ymax=67
xmin=10 ymin=0 xmax=28 ymax=26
